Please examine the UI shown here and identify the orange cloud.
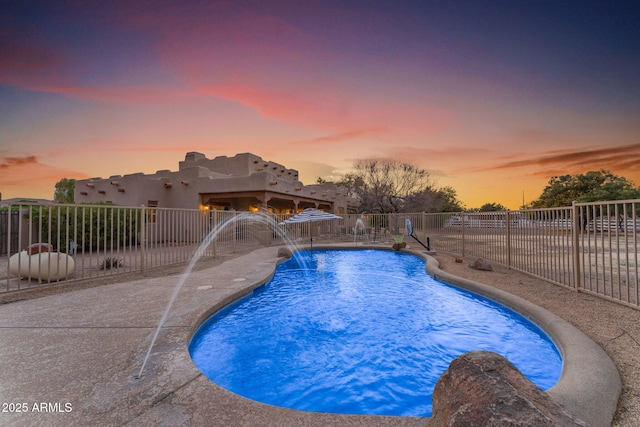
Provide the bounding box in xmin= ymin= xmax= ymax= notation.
xmin=0 ymin=155 xmax=90 ymax=199
xmin=382 ymin=145 xmax=494 ymax=177
xmin=0 ymin=155 xmax=39 ymax=169
xmin=485 ymin=143 xmax=640 ymax=175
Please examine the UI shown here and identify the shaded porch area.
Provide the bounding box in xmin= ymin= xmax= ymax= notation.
xmin=200 ymin=191 xmax=334 ymax=214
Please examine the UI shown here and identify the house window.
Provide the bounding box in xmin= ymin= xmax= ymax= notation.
xmin=147 ymin=201 xmax=158 ymax=223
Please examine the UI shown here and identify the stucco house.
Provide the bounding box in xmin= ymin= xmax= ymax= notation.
xmin=74 ymin=152 xmax=357 ymax=214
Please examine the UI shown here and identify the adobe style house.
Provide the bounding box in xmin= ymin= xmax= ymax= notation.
xmin=74 ymin=152 xmax=357 ymax=214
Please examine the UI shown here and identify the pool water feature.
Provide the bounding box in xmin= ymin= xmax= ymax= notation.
xmin=189 ymin=249 xmax=562 ymax=417
xmin=136 ymin=211 xmax=308 ymax=380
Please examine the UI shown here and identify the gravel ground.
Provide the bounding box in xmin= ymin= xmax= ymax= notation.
xmin=2 ymin=247 xmax=638 ymax=426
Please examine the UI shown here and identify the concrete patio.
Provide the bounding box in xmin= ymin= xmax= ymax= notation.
xmin=0 ymin=244 xmax=625 ymax=426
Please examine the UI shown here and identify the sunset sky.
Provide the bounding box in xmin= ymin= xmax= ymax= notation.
xmin=2 ymin=1 xmax=639 ymax=209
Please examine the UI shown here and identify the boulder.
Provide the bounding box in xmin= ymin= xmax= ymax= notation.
xmin=431 ymin=351 xmax=587 ymax=427
xmin=256 ymin=230 xmax=273 ymax=246
xmin=9 ymin=251 xmax=75 ymax=281
xmin=277 ymin=247 xmax=293 ymax=259
xmin=392 ymin=242 xmax=407 ymax=251
xmin=469 ymin=257 xmax=492 ymax=271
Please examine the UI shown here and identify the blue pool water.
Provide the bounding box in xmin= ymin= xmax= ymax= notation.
xmin=189 ymin=249 xmax=562 ymax=417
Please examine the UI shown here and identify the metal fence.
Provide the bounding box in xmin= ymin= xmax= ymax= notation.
xmin=0 ymin=204 xmax=276 ymax=293
xmin=412 ymin=200 xmax=639 ymax=309
xmin=2 ymin=200 xmax=639 ymax=310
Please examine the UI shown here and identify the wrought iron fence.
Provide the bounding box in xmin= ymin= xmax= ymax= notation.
xmin=0 ymin=204 xmax=277 ymax=293
xmin=2 ymin=200 xmax=638 ymax=310
xmin=413 ymin=200 xmax=639 ymax=309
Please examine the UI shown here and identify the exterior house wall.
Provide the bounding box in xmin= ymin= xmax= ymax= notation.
xmin=75 ymin=152 xmax=356 ymax=214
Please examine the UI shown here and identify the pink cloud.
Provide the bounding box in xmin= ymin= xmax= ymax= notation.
xmin=199 ymin=84 xmax=451 ymax=135
xmin=27 ymin=84 xmax=192 ymax=105
xmin=110 ymin=4 xmax=452 ymax=136
xmin=293 ymin=127 xmax=388 ymax=145
xmin=0 ymin=27 xmax=70 ymax=88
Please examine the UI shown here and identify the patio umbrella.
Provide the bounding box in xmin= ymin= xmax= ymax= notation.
xmin=279 ymin=208 xmax=342 ymax=249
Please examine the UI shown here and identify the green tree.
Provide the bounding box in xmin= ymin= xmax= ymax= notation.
xmin=477 ymin=202 xmax=508 ymax=212
xmin=37 ymin=204 xmax=140 ymax=252
xmin=405 ymin=186 xmax=465 ymax=212
xmin=54 ymin=178 xmax=76 ymax=203
xmin=531 ymin=170 xmax=640 ymax=208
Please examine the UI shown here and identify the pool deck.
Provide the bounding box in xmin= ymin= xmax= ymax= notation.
xmin=0 ymin=243 xmax=622 ymax=426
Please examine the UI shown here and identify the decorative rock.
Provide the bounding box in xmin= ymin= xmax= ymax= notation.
xmin=469 ymin=257 xmax=492 ymax=271
xmin=392 ymin=242 xmax=407 ymax=251
xmin=9 ymin=251 xmax=75 ymax=281
xmin=277 ymin=247 xmax=293 ymax=259
xmin=256 ymin=230 xmax=273 ymax=246
xmin=431 ymin=351 xmax=587 ymax=426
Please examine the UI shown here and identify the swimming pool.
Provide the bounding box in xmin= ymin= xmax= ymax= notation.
xmin=189 ymin=249 xmax=562 ymax=417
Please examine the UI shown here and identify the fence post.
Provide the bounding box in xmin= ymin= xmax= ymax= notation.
xmin=461 ymin=212 xmax=466 ymax=257
xmin=140 ymin=205 xmax=146 ymax=274
xmin=506 ymin=210 xmax=511 ymax=268
xmin=571 ymin=201 xmax=581 ymax=291
xmin=6 ymin=206 xmax=12 ymax=256
xmin=4 ymin=208 xmax=12 ymax=292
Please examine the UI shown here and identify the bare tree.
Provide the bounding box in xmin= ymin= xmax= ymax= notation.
xmin=339 ymin=159 xmax=437 ymax=213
